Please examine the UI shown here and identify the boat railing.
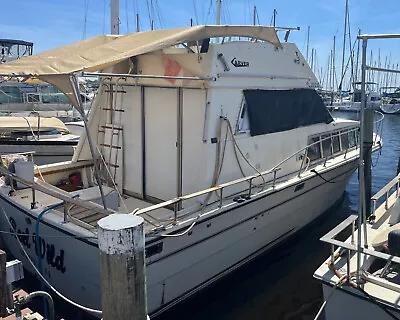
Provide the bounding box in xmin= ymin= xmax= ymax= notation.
xmin=0 ymin=125 xmax=382 ymax=229
xmin=136 ymin=125 xmax=372 ymax=220
xmin=371 ymin=173 xmax=400 ymax=215
xmin=319 ymin=175 xmax=400 ymax=290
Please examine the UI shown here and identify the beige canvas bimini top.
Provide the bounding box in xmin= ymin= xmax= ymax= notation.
xmin=0 ymin=25 xmax=280 ymax=78
xmin=0 ymin=25 xmax=280 ymax=110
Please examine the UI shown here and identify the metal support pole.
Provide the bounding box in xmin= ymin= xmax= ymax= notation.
xmin=357 ymin=38 xmax=368 ymax=285
xmin=110 ymin=0 xmax=120 ymax=35
xmin=98 ymin=214 xmax=147 ymax=320
xmin=70 ymin=75 xmax=107 ymax=210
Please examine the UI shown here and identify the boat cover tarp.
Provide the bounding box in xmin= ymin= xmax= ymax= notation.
xmin=0 ymin=117 xmax=69 ymax=133
xmin=0 ymin=25 xmax=280 ymax=77
xmin=243 ymin=89 xmax=333 ymax=136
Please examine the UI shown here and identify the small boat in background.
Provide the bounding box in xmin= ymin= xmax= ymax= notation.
xmin=0 ymin=116 xmax=78 ymax=165
xmin=380 ymin=99 xmax=400 ymax=114
xmin=380 ymin=87 xmax=400 ymax=114
xmin=333 ymin=82 xmax=382 ymax=112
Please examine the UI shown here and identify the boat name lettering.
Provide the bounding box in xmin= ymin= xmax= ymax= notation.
xmin=9 ymin=217 xmax=66 ymax=273
xmin=231 ymin=57 xmax=249 ymax=68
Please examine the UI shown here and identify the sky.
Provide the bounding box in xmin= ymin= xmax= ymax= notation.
xmin=2 ymin=0 xmax=400 ymax=88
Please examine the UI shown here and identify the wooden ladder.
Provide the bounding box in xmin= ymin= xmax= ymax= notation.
xmin=98 ymin=84 xmax=126 ymax=194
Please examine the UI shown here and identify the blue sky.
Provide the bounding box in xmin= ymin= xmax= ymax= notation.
xmin=2 ymin=0 xmax=400 ymax=87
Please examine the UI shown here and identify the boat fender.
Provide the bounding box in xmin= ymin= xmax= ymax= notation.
xmin=389 ymin=197 xmax=400 ymax=225
xmin=388 ymin=229 xmax=400 ymax=256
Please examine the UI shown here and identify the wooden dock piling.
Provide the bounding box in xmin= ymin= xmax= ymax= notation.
xmin=98 ymin=214 xmax=147 ymax=320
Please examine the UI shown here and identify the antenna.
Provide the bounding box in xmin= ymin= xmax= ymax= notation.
xmin=110 ymin=0 xmax=120 ymax=35
xmin=216 ymin=0 xmax=222 ymax=25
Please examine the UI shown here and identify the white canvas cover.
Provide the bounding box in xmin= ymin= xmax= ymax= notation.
xmin=0 ymin=117 xmax=69 ymax=133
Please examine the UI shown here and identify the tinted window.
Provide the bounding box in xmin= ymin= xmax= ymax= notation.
xmin=348 ymin=130 xmax=356 ymax=148
xmin=332 ymin=133 xmax=340 ymax=153
xmin=307 ymin=137 xmax=321 ymax=161
xmin=341 ymin=131 xmax=349 ymax=150
xmin=321 ymin=134 xmax=332 ymax=157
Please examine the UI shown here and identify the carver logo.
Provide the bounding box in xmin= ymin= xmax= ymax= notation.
xmin=231 ymin=57 xmax=249 ymax=67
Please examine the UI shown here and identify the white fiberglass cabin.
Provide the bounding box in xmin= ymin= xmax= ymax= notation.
xmin=0 ymin=26 xmax=382 ymax=315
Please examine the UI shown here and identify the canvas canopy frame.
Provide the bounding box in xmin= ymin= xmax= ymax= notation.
xmin=0 ymin=25 xmax=280 ymax=110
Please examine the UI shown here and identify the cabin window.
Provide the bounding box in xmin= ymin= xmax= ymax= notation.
xmin=146 ymin=242 xmax=163 ymax=258
xmin=237 ymin=102 xmax=250 ymax=132
xmin=332 ymin=134 xmax=340 ymax=153
xmin=348 ymin=130 xmax=356 ymax=148
xmin=307 ymin=136 xmax=322 ymax=161
xmin=242 ymin=89 xmax=333 ymax=136
xmin=0 ymin=86 xmax=23 ymax=104
xmin=341 ymin=130 xmax=349 ymax=150
xmin=356 ymin=128 xmax=360 ymax=145
xmin=321 ymin=134 xmax=332 ymax=157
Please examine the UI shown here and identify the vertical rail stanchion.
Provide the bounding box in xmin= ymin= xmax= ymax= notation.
xmin=248 ymin=178 xmax=253 ymax=198
xmin=347 ymin=249 xmax=351 ymax=281
xmin=331 ymin=244 xmax=335 ymax=263
xmin=351 ymin=220 xmax=355 ymax=245
xmin=219 ymin=188 xmax=223 ymax=208
xmin=173 ymin=201 xmax=178 ymax=224
xmin=386 ymin=191 xmax=389 ymax=209
xmin=273 ymin=169 xmax=278 ymax=188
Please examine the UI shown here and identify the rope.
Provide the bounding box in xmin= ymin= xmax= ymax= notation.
xmin=224 ymin=117 xmax=266 ymax=189
xmin=0 ymin=206 xmax=103 ymax=316
xmin=22 ymin=117 xmax=37 ymax=141
xmin=311 ymin=169 xmax=350 ymax=184
xmin=96 ymin=145 xmax=129 ymax=214
xmin=161 ymin=220 xmax=197 ymax=237
xmin=313 ymin=275 xmax=347 ymax=320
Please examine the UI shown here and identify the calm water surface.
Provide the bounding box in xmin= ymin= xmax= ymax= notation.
xmin=14 ymin=112 xmax=400 ymax=320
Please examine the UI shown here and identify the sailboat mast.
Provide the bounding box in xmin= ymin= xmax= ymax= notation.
xmin=333 ymin=35 xmax=336 ymax=91
xmin=216 ymin=0 xmax=222 ymax=25
xmin=111 ymin=0 xmax=120 ymax=35
xmin=306 ymin=26 xmax=310 ymax=62
xmin=253 ymin=6 xmax=257 ymax=25
xmin=355 ymin=29 xmax=361 ymax=83
xmin=340 ymin=0 xmax=348 ymax=91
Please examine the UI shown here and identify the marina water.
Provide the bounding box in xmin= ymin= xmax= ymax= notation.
xmin=12 ymin=112 xmax=400 ymax=320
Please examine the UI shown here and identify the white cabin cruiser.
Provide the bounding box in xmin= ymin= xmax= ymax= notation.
xmin=0 ymin=25 xmax=382 ymax=316
xmin=334 ymin=82 xmax=382 ymax=112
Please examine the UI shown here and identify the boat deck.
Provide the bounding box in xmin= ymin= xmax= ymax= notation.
xmin=314 ymin=190 xmax=400 ymax=310
xmin=3 ymin=181 xmax=175 ymax=232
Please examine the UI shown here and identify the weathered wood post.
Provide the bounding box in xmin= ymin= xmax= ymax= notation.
xmin=98 ymin=214 xmax=147 ymax=320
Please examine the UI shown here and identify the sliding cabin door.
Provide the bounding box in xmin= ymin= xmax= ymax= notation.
xmin=144 ymin=87 xmax=178 ymax=201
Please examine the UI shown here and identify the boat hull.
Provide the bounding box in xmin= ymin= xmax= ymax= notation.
xmin=380 ymin=103 xmax=400 ymax=114
xmin=321 ymin=283 xmax=400 ymax=320
xmin=0 ymin=140 xmax=77 ymax=164
xmin=0 ymin=158 xmax=357 ymax=315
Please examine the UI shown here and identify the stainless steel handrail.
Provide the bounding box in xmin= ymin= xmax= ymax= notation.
xmin=0 ymin=121 xmax=383 ymax=227
xmin=136 ymin=126 xmax=371 ymax=217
